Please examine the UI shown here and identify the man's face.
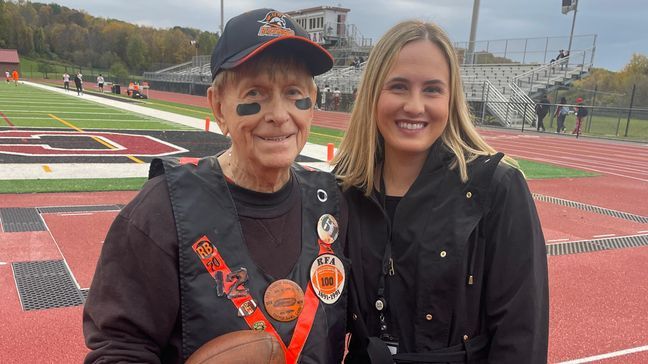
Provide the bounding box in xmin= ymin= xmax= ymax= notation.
xmin=208 ymin=67 xmax=315 ymax=172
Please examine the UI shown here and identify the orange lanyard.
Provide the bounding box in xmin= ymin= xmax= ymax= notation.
xmin=192 ymin=235 xmax=333 ymax=364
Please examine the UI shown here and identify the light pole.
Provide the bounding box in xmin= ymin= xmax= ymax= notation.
xmin=220 ymin=0 xmax=224 ymax=35
xmin=467 ymin=0 xmax=480 ymax=64
xmin=566 ymin=0 xmax=578 ymax=58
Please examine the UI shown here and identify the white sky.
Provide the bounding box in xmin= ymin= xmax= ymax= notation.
xmin=48 ymin=0 xmax=648 ymax=71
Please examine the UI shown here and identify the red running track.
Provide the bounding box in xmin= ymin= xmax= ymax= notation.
xmin=1 ymin=89 xmax=645 ymax=363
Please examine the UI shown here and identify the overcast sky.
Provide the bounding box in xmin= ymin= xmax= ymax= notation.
xmin=49 ymin=0 xmax=647 ymax=71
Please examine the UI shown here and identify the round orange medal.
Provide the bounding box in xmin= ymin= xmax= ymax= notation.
xmin=264 ymin=279 xmax=305 ymax=322
xmin=310 ymin=253 xmax=345 ymax=304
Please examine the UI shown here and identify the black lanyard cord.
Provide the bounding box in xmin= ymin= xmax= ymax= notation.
xmin=376 ymin=167 xmax=396 ymax=341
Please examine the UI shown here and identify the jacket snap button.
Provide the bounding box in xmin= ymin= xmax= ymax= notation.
xmin=425 ymin=313 xmax=433 ymax=321
xmin=440 ymin=251 xmax=447 ymax=258
xmin=463 ymin=334 xmax=469 ymax=341
xmin=353 ymin=314 xmax=358 ymax=320
xmin=466 ymin=191 xmax=472 ymax=198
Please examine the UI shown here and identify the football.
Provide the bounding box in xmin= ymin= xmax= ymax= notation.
xmin=186 ymin=330 xmax=285 ymax=364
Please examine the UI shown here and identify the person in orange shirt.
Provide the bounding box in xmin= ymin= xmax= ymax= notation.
xmin=11 ymin=70 xmax=19 ymax=86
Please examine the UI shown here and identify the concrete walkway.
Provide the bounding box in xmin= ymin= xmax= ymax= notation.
xmin=0 ymin=82 xmax=332 ymax=180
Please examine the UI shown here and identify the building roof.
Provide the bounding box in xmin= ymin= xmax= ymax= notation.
xmin=0 ymin=49 xmax=20 ymax=64
xmin=286 ymin=6 xmax=350 ymax=16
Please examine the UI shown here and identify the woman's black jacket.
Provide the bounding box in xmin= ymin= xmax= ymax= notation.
xmin=343 ymin=145 xmax=549 ymax=363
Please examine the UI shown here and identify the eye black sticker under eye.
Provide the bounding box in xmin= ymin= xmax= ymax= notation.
xmin=295 ymin=97 xmax=312 ymax=110
xmin=236 ymin=103 xmax=261 ymax=116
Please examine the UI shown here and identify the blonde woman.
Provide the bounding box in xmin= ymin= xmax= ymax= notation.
xmin=334 ymin=21 xmax=548 ymax=363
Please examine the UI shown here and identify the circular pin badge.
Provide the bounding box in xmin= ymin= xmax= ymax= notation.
xmin=310 ymin=253 xmax=345 ymax=304
xmin=252 ymin=321 xmax=266 ymax=331
xmin=317 ymin=214 xmax=339 ymax=245
xmin=263 ymin=279 xmax=305 ymax=322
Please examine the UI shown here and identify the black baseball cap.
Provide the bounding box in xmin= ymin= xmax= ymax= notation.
xmin=210 ymin=8 xmax=334 ymax=80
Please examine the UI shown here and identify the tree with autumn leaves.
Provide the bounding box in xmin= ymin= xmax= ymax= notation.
xmin=0 ymin=1 xmax=219 ymax=74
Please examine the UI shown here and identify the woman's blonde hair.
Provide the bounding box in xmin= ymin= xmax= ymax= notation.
xmin=333 ymin=20 xmax=517 ymax=194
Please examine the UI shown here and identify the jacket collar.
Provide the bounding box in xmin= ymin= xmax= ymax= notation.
xmin=419 ymin=138 xmax=454 ymax=176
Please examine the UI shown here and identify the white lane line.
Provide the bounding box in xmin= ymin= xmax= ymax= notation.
xmin=547 ymin=238 xmax=571 ymax=243
xmin=592 ymin=234 xmax=616 ymax=238
xmin=557 ymin=344 xmax=648 ymax=363
xmin=638 ymin=230 xmax=648 ymax=234
xmin=58 ymin=213 xmax=93 ymax=216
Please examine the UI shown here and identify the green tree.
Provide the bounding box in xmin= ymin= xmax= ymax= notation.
xmin=38 ymin=61 xmax=54 ymax=78
xmin=197 ymin=31 xmax=219 ymax=55
xmin=33 ymin=27 xmax=46 ymax=54
xmin=126 ymin=33 xmax=149 ymax=72
xmin=109 ymin=61 xmax=129 ymax=84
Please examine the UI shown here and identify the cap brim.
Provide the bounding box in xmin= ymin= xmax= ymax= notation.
xmin=221 ymin=36 xmax=334 ymax=76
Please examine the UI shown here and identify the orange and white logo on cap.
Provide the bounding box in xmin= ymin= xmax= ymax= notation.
xmin=310 ymin=253 xmax=345 ymax=304
xmin=258 ymin=11 xmax=295 ymax=37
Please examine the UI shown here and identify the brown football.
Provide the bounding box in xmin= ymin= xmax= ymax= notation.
xmin=185 ymin=330 xmax=286 ymax=364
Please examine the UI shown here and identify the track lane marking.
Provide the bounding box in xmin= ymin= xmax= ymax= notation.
xmin=557 ymin=344 xmax=648 ymax=363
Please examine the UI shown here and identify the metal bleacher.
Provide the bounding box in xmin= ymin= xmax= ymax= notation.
xmin=143 ymin=34 xmax=597 ymax=128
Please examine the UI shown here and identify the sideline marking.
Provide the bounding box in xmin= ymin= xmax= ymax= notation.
xmin=639 ymin=230 xmax=648 ymax=234
xmin=48 ymin=114 xmax=144 ymax=164
xmin=42 ymin=165 xmax=52 ymax=173
xmin=592 ymin=234 xmax=616 ymax=238
xmin=557 ymin=344 xmax=648 ymax=363
xmin=0 ymin=110 xmax=14 ymax=127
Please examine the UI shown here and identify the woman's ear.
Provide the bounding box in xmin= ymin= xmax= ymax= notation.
xmin=207 ymin=86 xmax=229 ymax=136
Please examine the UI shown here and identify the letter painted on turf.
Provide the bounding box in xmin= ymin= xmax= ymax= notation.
xmin=295 ymin=97 xmax=312 ymax=110
xmin=236 ymin=103 xmax=261 ymax=116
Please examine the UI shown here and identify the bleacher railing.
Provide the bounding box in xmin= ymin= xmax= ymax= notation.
xmin=512 ymin=51 xmax=592 ymax=95
xmin=455 ymin=34 xmax=597 ymax=66
xmin=464 ymin=78 xmax=513 ymax=126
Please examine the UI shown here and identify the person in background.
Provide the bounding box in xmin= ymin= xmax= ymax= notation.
xmin=97 ymin=74 xmax=105 ymax=93
xmin=572 ymin=97 xmax=588 ymax=135
xmin=321 ymin=84 xmax=331 ymax=110
xmin=554 ymin=96 xmax=569 ymax=133
xmin=11 ymin=69 xmax=19 ymax=86
xmin=83 ymin=8 xmax=349 ymax=364
xmin=63 ymin=72 xmax=70 ymax=92
xmin=333 ymin=87 xmax=341 ymax=111
xmin=535 ymin=94 xmax=550 ymax=132
xmin=5 ymin=70 xmax=10 ymax=84
xmin=74 ymin=72 xmax=83 ymax=95
xmin=334 ymin=20 xmax=548 ymax=364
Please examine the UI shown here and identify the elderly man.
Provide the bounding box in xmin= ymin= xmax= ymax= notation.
xmin=83 ymin=8 xmax=348 ymax=364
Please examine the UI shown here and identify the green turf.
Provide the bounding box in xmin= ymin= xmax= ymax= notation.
xmin=309 ymin=125 xmax=345 ymax=147
xmin=141 ymin=98 xmax=213 ymax=120
xmin=0 ymin=159 xmax=595 ymax=194
xmin=0 ymin=82 xmax=191 ymax=131
xmin=516 ymin=158 xmax=598 ymax=179
xmin=0 ymin=178 xmax=147 ymax=193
